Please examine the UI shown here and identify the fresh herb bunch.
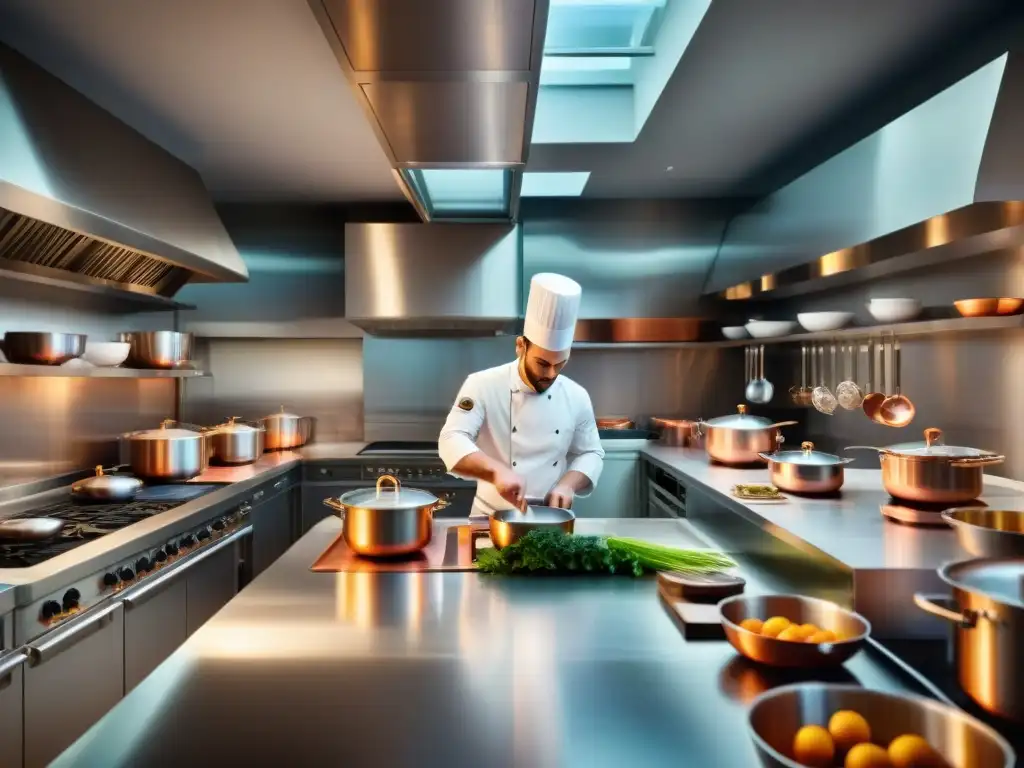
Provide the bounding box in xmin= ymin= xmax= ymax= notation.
xmin=475 ymin=529 xmax=644 ymax=576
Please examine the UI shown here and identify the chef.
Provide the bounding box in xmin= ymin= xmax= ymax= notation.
xmin=438 ymin=273 xmax=604 ymax=517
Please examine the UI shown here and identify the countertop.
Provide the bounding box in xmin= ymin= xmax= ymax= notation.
xmin=53 ymin=518 xmax=930 ymax=768
xmin=642 ymin=445 xmax=1024 ymax=571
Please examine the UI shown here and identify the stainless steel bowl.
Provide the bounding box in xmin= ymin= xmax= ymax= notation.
xmin=943 ymin=507 xmax=1024 ymax=558
xmin=118 ymin=331 xmax=193 ymax=369
xmin=748 ymin=683 xmax=1014 ymax=768
xmin=2 ymin=332 xmax=86 ymax=365
xmin=719 ymin=594 xmax=870 ymax=668
xmin=489 ymin=504 xmax=575 ymax=550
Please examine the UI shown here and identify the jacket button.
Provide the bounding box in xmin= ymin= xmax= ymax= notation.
xmin=555 ymin=429 xmax=559 ymax=434
xmin=512 ymin=426 xmax=517 ymax=433
xmin=552 ymin=461 xmax=558 ymax=467
xmin=547 ymin=395 xmax=552 ymax=400
xmin=512 ymin=461 xmax=517 ymax=467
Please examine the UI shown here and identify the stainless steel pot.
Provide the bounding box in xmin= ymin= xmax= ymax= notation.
xmin=487 ymin=504 xmax=575 ymax=550
xmin=321 ymin=474 xmax=449 ymax=557
xmin=208 ymin=417 xmax=264 ymax=465
xmin=942 ymin=507 xmax=1024 ymax=558
xmin=71 ymin=466 xmax=143 ymax=502
xmin=846 ymin=427 xmax=1004 ymax=504
xmin=700 ymin=405 xmax=797 ymax=465
xmin=915 ymin=557 xmax=1024 ymax=722
xmin=0 ymin=518 xmax=64 ymax=541
xmin=758 ymin=441 xmax=852 ymax=494
xmin=260 ymin=406 xmax=312 ymax=450
xmin=122 ymin=420 xmax=210 ymax=482
xmin=118 ymin=331 xmax=193 ymax=369
xmin=2 ymin=332 xmax=86 ymax=365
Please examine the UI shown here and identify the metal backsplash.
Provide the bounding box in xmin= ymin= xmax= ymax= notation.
xmin=180 ymin=338 xmax=364 ymax=442
xmin=362 ymin=337 xmax=740 ymax=441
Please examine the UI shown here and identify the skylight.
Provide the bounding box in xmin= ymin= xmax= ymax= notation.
xmin=400 ymin=169 xmax=512 ymax=220
xmin=521 ymin=172 xmax=591 ymax=197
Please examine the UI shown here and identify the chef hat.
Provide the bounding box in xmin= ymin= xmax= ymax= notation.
xmin=523 ymin=273 xmax=582 ymax=352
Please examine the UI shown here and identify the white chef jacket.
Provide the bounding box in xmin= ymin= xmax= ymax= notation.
xmin=438 ymin=361 xmax=605 ymax=516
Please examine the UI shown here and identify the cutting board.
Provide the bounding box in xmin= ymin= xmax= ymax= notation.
xmin=659 ymin=589 xmax=726 ymax=641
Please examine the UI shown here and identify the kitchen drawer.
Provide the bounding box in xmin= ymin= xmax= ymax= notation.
xmin=252 ymin=487 xmax=297 ymax=577
xmin=572 ymin=452 xmax=640 ymax=518
xmin=186 ymin=537 xmax=241 ymax=636
xmin=124 ymin=577 xmax=187 ymax=692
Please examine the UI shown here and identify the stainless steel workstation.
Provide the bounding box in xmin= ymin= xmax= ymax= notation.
xmin=3 ymin=1 xmax=1024 ymax=767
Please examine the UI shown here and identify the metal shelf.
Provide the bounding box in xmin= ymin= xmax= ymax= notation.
xmin=0 ymin=364 xmax=209 ymax=378
xmin=573 ymin=315 xmax=1024 ymax=349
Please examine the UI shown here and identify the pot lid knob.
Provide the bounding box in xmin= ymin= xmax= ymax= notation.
xmin=376 ymin=474 xmax=401 ymax=496
xmin=160 ymin=419 xmax=174 ymax=429
xmin=801 ymin=441 xmax=814 ymax=453
xmin=737 ymin=404 xmax=748 ymax=415
xmin=924 ymin=427 xmax=943 ymax=448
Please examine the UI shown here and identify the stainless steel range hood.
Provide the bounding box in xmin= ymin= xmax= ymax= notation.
xmin=344 ymin=223 xmax=522 ymax=337
xmin=306 ymin=0 xmax=549 ymax=222
xmin=0 ymin=42 xmax=246 ymax=305
xmin=706 ymin=47 xmax=1024 ymax=299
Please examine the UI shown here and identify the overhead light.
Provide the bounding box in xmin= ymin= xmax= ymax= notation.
xmin=520 ymin=172 xmax=591 ymax=197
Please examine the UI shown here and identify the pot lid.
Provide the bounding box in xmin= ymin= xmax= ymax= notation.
xmin=129 ymin=420 xmax=204 ymax=440
xmin=337 ymin=476 xmax=439 ymax=511
xmin=72 ymin=466 xmax=143 ymax=493
xmin=765 ymin=442 xmax=848 ymax=466
xmin=213 ymin=416 xmax=262 ymax=433
xmin=886 ymin=427 xmax=998 ymax=458
xmin=704 ymin=404 xmax=774 ymax=430
xmin=263 ymin=405 xmax=299 ymax=420
xmin=941 ymin=557 xmax=1024 ymax=609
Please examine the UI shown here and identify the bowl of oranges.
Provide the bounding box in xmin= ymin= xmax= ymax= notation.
xmin=720 ymin=594 xmax=870 ymax=668
xmin=748 ymin=683 xmax=1014 ymax=767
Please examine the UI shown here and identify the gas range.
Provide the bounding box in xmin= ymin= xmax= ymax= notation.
xmin=0 ymin=484 xmax=222 ymax=569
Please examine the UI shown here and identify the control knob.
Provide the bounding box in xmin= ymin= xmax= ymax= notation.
xmin=103 ymin=572 xmax=120 ymax=587
xmin=136 ymin=557 xmax=152 ymax=574
xmin=119 ymin=567 xmax=135 ymax=582
xmin=154 ymin=548 xmax=168 ymax=563
xmin=41 ymin=600 xmax=62 ymax=620
xmin=62 ymin=588 xmax=81 ymax=611
xmin=196 ymin=528 xmax=211 ymax=542
xmin=212 ymin=519 xmax=225 ymax=532
xmin=165 ymin=542 xmax=179 ymax=556
xmin=180 ymin=534 xmax=196 ymax=548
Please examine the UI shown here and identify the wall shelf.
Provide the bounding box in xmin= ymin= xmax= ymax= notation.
xmin=0 ymin=364 xmax=209 ymax=378
xmin=572 ymin=314 xmax=1024 ymax=349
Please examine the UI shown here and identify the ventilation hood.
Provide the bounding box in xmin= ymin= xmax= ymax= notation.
xmin=0 ymin=42 xmax=246 ymax=306
xmin=344 ymin=223 xmax=522 ymax=337
xmin=307 ymin=0 xmax=549 ymax=222
xmin=707 ymin=45 xmax=1024 ymax=299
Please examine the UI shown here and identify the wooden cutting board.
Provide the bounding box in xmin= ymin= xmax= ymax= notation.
xmin=659 ymin=589 xmax=726 ymax=641
xmin=657 ymin=570 xmax=746 ymax=602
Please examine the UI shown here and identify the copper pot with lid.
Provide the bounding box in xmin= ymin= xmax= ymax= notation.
xmin=650 ymin=417 xmax=699 ymax=447
xmin=846 ymin=427 xmax=1004 ymax=504
xmin=260 ymin=406 xmax=312 ymax=451
xmin=701 ymin=405 xmax=798 ymax=465
xmin=759 ymin=442 xmax=853 ymax=494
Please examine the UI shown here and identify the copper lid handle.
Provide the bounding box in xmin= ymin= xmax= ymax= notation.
xmin=801 ymin=441 xmax=814 ymax=453
xmin=376 ymin=474 xmax=400 ymax=494
xmin=737 ymin=404 xmax=748 ymax=415
xmin=924 ymin=428 xmax=943 ymax=448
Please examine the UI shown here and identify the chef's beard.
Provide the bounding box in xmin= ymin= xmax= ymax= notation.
xmin=519 ymin=355 xmax=556 ymax=393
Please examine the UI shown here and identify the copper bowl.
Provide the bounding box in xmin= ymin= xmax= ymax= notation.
xmin=720 ymin=594 xmax=870 ymax=668
xmin=954 ymin=298 xmax=1024 ymax=317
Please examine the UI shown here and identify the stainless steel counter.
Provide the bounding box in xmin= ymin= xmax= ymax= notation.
xmin=53 ymin=517 xmax=931 ymax=768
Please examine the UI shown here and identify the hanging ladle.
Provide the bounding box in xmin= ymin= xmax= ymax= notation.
xmin=836 ymin=342 xmax=864 ymax=410
xmin=879 ymin=336 xmax=915 ymax=427
xmin=862 ymin=338 xmax=886 ymax=423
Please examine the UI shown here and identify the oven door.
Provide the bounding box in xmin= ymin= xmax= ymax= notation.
xmin=23 ymin=601 xmax=124 ymax=768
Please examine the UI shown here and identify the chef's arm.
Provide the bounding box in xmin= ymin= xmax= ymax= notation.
xmin=437 ymin=376 xmax=486 ymax=479
xmin=448 ymin=451 xmax=510 ymax=484
xmin=561 ymin=392 xmax=605 ymax=497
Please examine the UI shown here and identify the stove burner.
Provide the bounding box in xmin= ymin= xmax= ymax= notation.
xmin=0 ymin=484 xmax=223 ymax=568
xmin=358 ymin=441 xmax=439 ymax=456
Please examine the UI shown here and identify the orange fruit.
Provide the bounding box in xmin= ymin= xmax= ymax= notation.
xmin=845 ymin=742 xmax=893 ymax=768
xmin=793 ymin=623 xmax=820 ymax=639
xmin=761 ymin=616 xmax=791 ymax=638
xmin=777 ymin=625 xmax=806 ymax=642
xmin=829 ymin=710 xmax=872 ymax=753
xmin=739 ymin=617 xmax=764 ymax=634
xmin=887 ymin=734 xmax=946 ymax=768
xmin=806 ymin=629 xmax=838 ymax=644
xmin=792 ymin=725 xmax=835 ymax=768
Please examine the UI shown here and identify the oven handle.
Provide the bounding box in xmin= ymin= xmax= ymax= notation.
xmin=123 ymin=525 xmax=253 ymax=609
xmin=0 ymin=649 xmax=27 ymax=686
xmin=26 ymin=601 xmax=122 ymax=667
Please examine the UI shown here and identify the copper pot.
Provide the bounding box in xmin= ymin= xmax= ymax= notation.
xmin=758 ymin=442 xmax=853 ymax=495
xmin=322 ymin=475 xmax=449 ymax=557
xmin=701 ymin=405 xmax=797 ymax=465
xmin=651 ymin=418 xmax=699 ymax=447
xmin=597 ymin=417 xmax=634 ymax=430
xmin=846 ymin=427 xmax=1004 ymax=504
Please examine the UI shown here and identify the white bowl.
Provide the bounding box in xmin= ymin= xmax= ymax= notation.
xmin=82 ymin=341 xmax=130 ymax=367
xmin=722 ymin=326 xmax=749 ymax=340
xmin=796 ymin=311 xmax=854 ymax=332
xmin=745 ymin=320 xmax=797 ymax=339
xmin=867 ymin=298 xmax=921 ymax=323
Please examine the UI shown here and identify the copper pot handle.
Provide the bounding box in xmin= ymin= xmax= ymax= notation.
xmin=913 ymin=593 xmax=977 ymax=628
xmin=322 ymin=497 xmax=346 ymax=519
xmin=950 ymin=455 xmax=1005 ymax=468
xmin=768 ymin=420 xmax=799 ymax=429
xmin=376 ymin=474 xmax=400 ymax=494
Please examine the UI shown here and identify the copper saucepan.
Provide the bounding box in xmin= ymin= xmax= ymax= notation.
xmin=701 ymin=405 xmax=798 ymax=465
xmin=846 ymin=427 xmax=1004 ymax=504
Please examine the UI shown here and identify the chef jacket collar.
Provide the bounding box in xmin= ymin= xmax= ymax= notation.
xmin=508 ymin=359 xmax=560 ymax=396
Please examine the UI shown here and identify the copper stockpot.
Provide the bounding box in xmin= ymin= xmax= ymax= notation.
xmin=915 ymin=557 xmax=1024 ymax=723
xmin=597 ymin=417 xmax=634 ymax=430
xmin=322 ymin=475 xmax=449 ymax=557
xmin=758 ymin=442 xmax=853 ymax=495
xmin=701 ymin=405 xmax=797 ymax=465
xmin=650 ymin=417 xmax=699 ymax=447
xmin=846 ymin=427 xmax=1004 ymax=504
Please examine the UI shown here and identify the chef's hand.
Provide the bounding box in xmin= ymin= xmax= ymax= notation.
xmin=545 ymin=484 xmax=575 ymax=510
xmin=492 ymin=466 xmax=527 ymax=509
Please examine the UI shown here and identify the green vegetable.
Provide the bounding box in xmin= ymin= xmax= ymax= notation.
xmin=475 ymin=530 xmax=733 ymax=576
